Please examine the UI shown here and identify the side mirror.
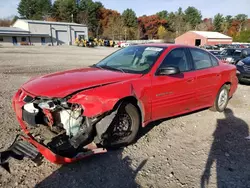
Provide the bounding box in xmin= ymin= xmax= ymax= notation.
xmin=157 ymin=66 xmax=180 ymax=75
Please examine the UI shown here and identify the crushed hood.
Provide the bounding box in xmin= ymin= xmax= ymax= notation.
xmin=22 ymin=67 xmax=141 ymax=98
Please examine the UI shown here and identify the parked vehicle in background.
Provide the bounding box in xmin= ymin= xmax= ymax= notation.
xmin=218 ymin=44 xmax=230 ymax=51
xmin=200 ymin=45 xmax=219 ymax=50
xmin=236 ymin=53 xmax=250 ymax=83
xmin=216 ymin=48 xmax=250 ymax=64
xmin=120 ymin=42 xmax=131 ymax=48
xmin=207 ymin=50 xmax=221 ymax=56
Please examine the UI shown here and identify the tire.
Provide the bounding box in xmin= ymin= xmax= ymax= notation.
xmin=211 ymin=85 xmax=229 ymax=112
xmin=103 ymin=102 xmax=140 ymax=148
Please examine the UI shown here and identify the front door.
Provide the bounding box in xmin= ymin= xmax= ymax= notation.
xmin=151 ymin=48 xmax=197 ymax=120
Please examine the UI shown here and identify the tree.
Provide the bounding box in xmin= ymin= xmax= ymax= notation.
xmin=138 ymin=15 xmax=167 ymax=39
xmin=157 ymin=25 xmax=167 ymax=39
xmin=52 ymin=0 xmax=77 ymax=22
xmin=228 ymin=20 xmax=240 ymax=38
xmin=168 ymin=8 xmax=187 ymax=37
xmin=18 ymin=0 xmax=37 ymax=19
xmin=0 ymin=19 xmax=11 ymax=27
xmin=36 ymin=0 xmax=52 ymax=19
xmin=235 ymin=14 xmax=248 ymax=32
xmin=213 ymin=13 xmax=224 ymax=32
xmin=102 ymin=15 xmax=124 ymax=40
xmin=184 ymin=6 xmax=202 ymax=29
xmin=221 ymin=15 xmax=233 ymax=34
xmin=77 ymin=0 xmax=103 ymax=37
xmin=233 ymin=30 xmax=250 ymax=42
xmin=225 ymin=15 xmax=233 ymax=25
xmin=156 ymin=10 xmax=168 ymax=21
xmin=203 ymin=18 xmax=214 ymax=31
xmin=99 ymin=8 xmax=121 ymax=39
xmin=18 ymin=0 xmax=52 ymax=20
xmin=122 ymin=9 xmax=137 ymax=28
xmin=196 ymin=22 xmax=208 ymax=31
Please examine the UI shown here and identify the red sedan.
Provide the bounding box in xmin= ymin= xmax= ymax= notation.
xmin=9 ymin=44 xmax=237 ymax=165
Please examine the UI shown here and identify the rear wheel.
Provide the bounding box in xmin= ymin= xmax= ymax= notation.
xmin=211 ymin=85 xmax=229 ymax=112
xmin=103 ymin=102 xmax=140 ymax=148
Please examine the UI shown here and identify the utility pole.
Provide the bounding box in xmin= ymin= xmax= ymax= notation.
xmin=125 ymin=28 xmax=127 ymax=41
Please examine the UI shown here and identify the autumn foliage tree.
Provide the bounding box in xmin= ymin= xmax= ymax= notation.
xmin=157 ymin=25 xmax=167 ymax=39
xmin=13 ymin=1 xmax=250 ymax=42
xmin=138 ymin=15 xmax=167 ymax=39
xmin=99 ymin=8 xmax=123 ymax=39
xmin=0 ymin=19 xmax=12 ymax=27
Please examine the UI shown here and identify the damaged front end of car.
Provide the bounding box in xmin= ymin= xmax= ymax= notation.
xmin=0 ymin=88 xmax=123 ymax=171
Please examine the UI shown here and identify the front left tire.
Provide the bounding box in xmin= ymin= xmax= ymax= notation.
xmin=103 ymin=102 xmax=140 ymax=148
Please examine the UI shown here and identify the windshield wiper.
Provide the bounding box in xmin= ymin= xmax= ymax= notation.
xmin=101 ymin=65 xmax=125 ymax=73
xmin=91 ymin=64 xmax=105 ymax=70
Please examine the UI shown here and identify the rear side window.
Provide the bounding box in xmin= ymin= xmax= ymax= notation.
xmin=190 ymin=48 xmax=212 ymax=70
xmin=210 ymin=55 xmax=219 ymax=66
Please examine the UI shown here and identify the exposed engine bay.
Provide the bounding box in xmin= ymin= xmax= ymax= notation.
xmin=21 ymin=96 xmax=117 ymax=158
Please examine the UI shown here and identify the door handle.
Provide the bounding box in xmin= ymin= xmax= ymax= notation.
xmin=187 ymin=78 xmax=194 ymax=83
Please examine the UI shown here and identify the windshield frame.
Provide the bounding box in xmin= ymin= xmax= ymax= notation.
xmin=94 ymin=45 xmax=167 ymax=74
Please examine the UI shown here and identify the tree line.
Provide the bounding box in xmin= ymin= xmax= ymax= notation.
xmin=0 ymin=0 xmax=249 ymax=42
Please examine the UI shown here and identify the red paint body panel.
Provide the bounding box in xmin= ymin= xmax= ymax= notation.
xmin=151 ymin=71 xmax=197 ymax=120
xmin=22 ymin=68 xmax=141 ymax=98
xmin=12 ymin=44 xmax=238 ymax=164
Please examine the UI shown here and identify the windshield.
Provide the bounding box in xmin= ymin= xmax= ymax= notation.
xmin=220 ymin=49 xmax=227 ymax=55
xmin=95 ymin=46 xmax=165 ymax=74
xmin=220 ymin=49 xmax=234 ymax=56
xmin=233 ymin=50 xmax=241 ymax=57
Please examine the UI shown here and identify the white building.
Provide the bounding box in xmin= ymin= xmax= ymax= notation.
xmin=0 ymin=19 xmax=88 ymax=46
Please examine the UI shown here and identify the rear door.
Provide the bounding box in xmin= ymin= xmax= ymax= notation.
xmin=188 ymin=48 xmax=221 ymax=108
xmin=151 ymin=48 xmax=197 ymax=120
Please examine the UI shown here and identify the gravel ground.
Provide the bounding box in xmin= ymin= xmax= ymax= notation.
xmin=1 ymin=46 xmax=250 ymax=188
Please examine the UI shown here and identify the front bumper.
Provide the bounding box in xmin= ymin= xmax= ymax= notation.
xmin=11 ymin=89 xmax=107 ymax=164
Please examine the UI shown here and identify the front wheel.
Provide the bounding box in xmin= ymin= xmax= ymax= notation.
xmin=211 ymin=85 xmax=229 ymax=112
xmin=103 ymin=102 xmax=140 ymax=148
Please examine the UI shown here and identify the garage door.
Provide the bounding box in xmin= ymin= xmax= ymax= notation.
xmin=56 ymin=31 xmax=68 ymax=45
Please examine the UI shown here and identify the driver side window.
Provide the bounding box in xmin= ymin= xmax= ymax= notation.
xmin=159 ymin=48 xmax=190 ymax=72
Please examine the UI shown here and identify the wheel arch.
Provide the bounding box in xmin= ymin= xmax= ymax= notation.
xmin=113 ymin=96 xmax=144 ymax=126
xmin=224 ymin=82 xmax=231 ymax=91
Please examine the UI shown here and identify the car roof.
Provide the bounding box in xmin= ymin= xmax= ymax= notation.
xmin=225 ymin=48 xmax=244 ymax=50
xmin=137 ymin=43 xmax=197 ymax=49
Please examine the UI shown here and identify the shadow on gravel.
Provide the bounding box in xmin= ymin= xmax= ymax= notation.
xmin=201 ymin=108 xmax=250 ymax=188
xmin=137 ymin=108 xmax=209 ymax=141
xmin=35 ymin=149 xmax=147 ymax=188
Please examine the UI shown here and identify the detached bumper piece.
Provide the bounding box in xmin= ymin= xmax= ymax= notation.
xmin=0 ymin=136 xmax=42 ymax=173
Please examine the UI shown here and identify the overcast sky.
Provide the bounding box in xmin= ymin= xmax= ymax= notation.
xmin=0 ymin=0 xmax=250 ymax=19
